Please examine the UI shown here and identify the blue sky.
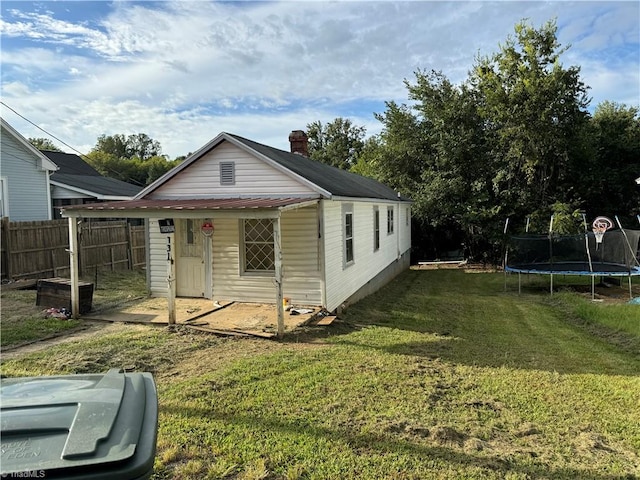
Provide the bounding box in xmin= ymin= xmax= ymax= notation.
xmin=1 ymin=1 xmax=638 ymax=159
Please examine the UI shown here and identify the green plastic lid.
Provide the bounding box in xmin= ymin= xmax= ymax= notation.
xmin=1 ymin=369 xmax=158 ymax=480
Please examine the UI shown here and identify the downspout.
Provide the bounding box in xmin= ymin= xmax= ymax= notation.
xmin=396 ymin=200 xmax=400 ymax=260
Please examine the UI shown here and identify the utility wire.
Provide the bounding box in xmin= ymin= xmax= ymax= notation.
xmin=1 ymin=101 xmax=145 ymax=186
xmin=1 ymin=101 xmax=89 ymax=160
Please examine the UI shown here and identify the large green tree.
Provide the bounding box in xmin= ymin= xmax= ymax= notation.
xmin=356 ymin=19 xmax=600 ymax=261
xmin=469 ymin=19 xmax=590 ymax=222
xmin=306 ymin=118 xmax=366 ymax=170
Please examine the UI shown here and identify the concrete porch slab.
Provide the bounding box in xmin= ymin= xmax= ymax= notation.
xmin=83 ymin=297 xmax=318 ymax=337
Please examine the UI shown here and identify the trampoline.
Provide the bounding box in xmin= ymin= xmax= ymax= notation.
xmin=504 ymin=227 xmax=640 ymax=299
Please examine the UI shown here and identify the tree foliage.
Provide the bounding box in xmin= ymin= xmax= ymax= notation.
xmin=88 ymin=133 xmax=179 ymax=186
xmin=306 ymin=118 xmax=366 ymax=170
xmin=29 ymin=137 xmax=63 ymax=152
xmin=470 ymin=19 xmax=590 ymax=218
xmin=95 ymin=133 xmax=162 ymax=161
xmin=582 ymin=102 xmax=640 ymax=221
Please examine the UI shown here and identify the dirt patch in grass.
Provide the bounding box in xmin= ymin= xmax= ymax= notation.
xmin=1 ymin=320 xmax=114 ymax=359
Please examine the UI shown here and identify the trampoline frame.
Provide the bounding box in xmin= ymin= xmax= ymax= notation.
xmin=504 ymin=264 xmax=640 ymax=300
xmin=503 ymin=220 xmax=640 ymax=300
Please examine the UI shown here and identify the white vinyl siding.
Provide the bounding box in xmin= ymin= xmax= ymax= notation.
xmin=51 ymin=184 xmax=94 ymax=200
xmin=323 ymin=199 xmax=411 ymax=312
xmin=0 ymin=127 xmax=53 ymax=221
xmin=149 ymin=218 xmax=171 ymax=296
xmin=148 ymin=207 xmax=322 ymax=305
xmin=150 ymin=141 xmax=316 ymax=198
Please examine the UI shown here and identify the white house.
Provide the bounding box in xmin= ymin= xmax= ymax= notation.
xmin=0 ymin=118 xmax=58 ymax=221
xmin=62 ymin=131 xmax=412 ymax=332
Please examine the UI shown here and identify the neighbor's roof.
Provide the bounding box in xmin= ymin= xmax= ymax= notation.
xmin=42 ymin=150 xmax=143 ymax=198
xmin=138 ymin=132 xmax=409 ymax=202
xmin=42 ymin=150 xmax=102 ymax=176
xmin=50 ymin=174 xmax=143 ymax=198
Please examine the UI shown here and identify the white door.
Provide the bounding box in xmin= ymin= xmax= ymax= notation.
xmin=176 ymin=219 xmax=205 ymax=297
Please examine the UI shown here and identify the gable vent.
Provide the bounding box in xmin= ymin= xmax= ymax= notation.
xmin=220 ymin=162 xmax=235 ymax=185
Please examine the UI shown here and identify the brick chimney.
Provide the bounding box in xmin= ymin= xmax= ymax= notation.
xmin=289 ymin=130 xmax=308 ymax=157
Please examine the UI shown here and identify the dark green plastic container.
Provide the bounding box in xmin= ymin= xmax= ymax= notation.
xmin=1 ymin=369 xmax=158 ymax=480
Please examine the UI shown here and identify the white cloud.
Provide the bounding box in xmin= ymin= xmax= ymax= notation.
xmin=1 ymin=1 xmax=638 ymax=158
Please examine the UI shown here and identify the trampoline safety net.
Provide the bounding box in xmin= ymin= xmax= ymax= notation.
xmin=505 ymin=230 xmax=640 ymax=275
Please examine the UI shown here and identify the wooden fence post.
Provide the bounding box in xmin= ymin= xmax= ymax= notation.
xmin=127 ymin=223 xmax=133 ymax=269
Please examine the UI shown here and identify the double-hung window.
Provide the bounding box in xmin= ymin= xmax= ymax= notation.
xmin=387 ymin=206 xmax=394 ymax=235
xmin=343 ymin=204 xmax=354 ymax=267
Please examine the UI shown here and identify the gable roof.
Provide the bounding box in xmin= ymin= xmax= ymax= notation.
xmin=138 ymin=132 xmax=409 ymax=202
xmin=0 ymin=118 xmax=58 ymax=171
xmin=41 ymin=150 xmax=143 ymax=198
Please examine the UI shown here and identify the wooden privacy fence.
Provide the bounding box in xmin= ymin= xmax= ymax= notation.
xmin=1 ymin=218 xmax=146 ymax=281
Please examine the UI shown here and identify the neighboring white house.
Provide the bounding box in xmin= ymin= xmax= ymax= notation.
xmin=62 ymin=130 xmax=412 ymax=323
xmin=0 ymin=118 xmax=58 ymax=221
xmin=41 ymin=150 xmax=142 ymax=218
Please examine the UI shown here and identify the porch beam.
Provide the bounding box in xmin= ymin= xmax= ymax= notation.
xmin=62 ymin=209 xmax=282 ymax=220
xmin=278 ymin=199 xmax=319 ymax=212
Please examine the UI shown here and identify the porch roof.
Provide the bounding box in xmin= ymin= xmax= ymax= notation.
xmin=61 ymin=197 xmax=318 ymax=218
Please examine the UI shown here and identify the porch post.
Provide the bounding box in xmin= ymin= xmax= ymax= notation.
xmin=68 ymin=217 xmax=80 ymax=318
xmin=167 ymin=234 xmax=177 ymax=325
xmin=274 ymin=213 xmax=284 ymax=337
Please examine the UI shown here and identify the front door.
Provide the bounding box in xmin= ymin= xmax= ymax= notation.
xmin=176 ymin=219 xmax=205 ymax=297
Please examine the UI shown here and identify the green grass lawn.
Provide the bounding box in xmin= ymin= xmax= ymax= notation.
xmin=0 ymin=269 xmax=148 ymax=347
xmin=1 ymin=268 xmax=639 ymax=479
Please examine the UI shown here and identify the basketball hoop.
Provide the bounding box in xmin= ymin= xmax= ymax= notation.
xmin=592 ymin=216 xmax=613 ymax=244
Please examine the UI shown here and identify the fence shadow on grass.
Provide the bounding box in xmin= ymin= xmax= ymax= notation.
xmin=161 ymin=402 xmax=632 ymax=480
xmin=291 ymin=269 xmax=640 ymax=377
